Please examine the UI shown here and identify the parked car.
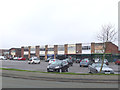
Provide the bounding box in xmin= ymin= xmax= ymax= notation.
xmin=0 ymin=56 xmax=7 ymax=60
xmin=94 ymin=58 xmax=100 ymax=63
xmin=13 ymin=57 xmax=19 ymax=60
xmin=64 ymin=58 xmax=73 ymax=66
xmin=18 ymin=57 xmax=26 ymax=60
xmin=9 ymin=56 xmax=13 ymax=60
xmin=45 ymin=57 xmax=52 ymax=62
xmin=75 ymin=59 xmax=81 ymax=63
xmin=98 ymin=59 xmax=109 ymax=65
xmin=115 ymin=59 xmax=120 ymax=65
xmin=89 ymin=63 xmax=114 ymax=74
xmin=28 ymin=57 xmax=40 ymax=64
xmin=103 ymin=59 xmax=109 ymax=65
xmin=80 ymin=58 xmax=91 ymax=67
xmin=48 ymin=59 xmax=58 ymax=65
xmin=47 ymin=60 xmax=69 ymax=72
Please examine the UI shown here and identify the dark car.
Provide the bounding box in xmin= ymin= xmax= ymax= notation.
xmin=75 ymin=59 xmax=81 ymax=63
xmin=47 ymin=60 xmax=69 ymax=72
xmin=64 ymin=58 xmax=73 ymax=66
xmin=115 ymin=59 xmax=120 ymax=65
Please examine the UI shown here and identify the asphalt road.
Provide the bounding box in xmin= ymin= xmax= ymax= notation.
xmin=2 ymin=76 xmax=119 ymax=88
xmin=1 ymin=60 xmax=120 ymax=74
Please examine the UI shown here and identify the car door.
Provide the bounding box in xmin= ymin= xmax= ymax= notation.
xmin=61 ymin=61 xmax=68 ymax=71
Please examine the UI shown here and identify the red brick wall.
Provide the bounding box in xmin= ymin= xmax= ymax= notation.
xmin=45 ymin=45 xmax=48 ymax=60
xmin=64 ymin=44 xmax=68 ymax=55
xmin=21 ymin=47 xmax=24 ymax=58
xmin=36 ymin=46 xmax=40 ymax=58
xmin=76 ymin=43 xmax=82 ymax=54
xmin=28 ymin=46 xmax=31 ymax=59
xmin=105 ymin=42 xmax=118 ymax=54
xmin=91 ymin=42 xmax=95 ymax=54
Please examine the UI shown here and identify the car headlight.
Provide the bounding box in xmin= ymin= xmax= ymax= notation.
xmin=47 ymin=66 xmax=49 ymax=68
xmin=55 ymin=66 xmax=59 ymax=69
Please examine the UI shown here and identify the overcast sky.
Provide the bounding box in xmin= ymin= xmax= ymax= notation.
xmin=0 ymin=0 xmax=119 ymax=49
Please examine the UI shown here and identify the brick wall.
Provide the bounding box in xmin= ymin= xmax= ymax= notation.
xmin=21 ymin=47 xmax=24 ymax=58
xmin=105 ymin=42 xmax=118 ymax=54
xmin=64 ymin=44 xmax=68 ymax=55
xmin=36 ymin=46 xmax=40 ymax=58
xmin=45 ymin=45 xmax=48 ymax=60
xmin=76 ymin=43 xmax=82 ymax=54
xmin=91 ymin=42 xmax=95 ymax=54
xmin=28 ymin=46 xmax=31 ymax=59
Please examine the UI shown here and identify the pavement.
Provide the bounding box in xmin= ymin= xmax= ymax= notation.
xmin=2 ymin=76 xmax=119 ymax=88
xmin=2 ymin=70 xmax=119 ymax=83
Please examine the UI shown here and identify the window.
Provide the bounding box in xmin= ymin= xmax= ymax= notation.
xmin=48 ymin=48 xmax=54 ymax=51
xmin=40 ymin=48 xmax=45 ymax=51
xmin=82 ymin=46 xmax=91 ymax=50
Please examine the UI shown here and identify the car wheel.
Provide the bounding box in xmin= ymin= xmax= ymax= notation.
xmin=38 ymin=62 xmax=40 ymax=64
xmin=66 ymin=68 xmax=69 ymax=72
xmin=89 ymin=69 xmax=92 ymax=73
xmin=47 ymin=70 xmax=50 ymax=72
xmin=28 ymin=63 xmax=30 ymax=64
xmin=80 ymin=65 xmax=81 ymax=67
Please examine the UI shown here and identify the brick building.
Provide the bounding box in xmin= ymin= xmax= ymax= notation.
xmin=21 ymin=42 xmax=119 ymax=61
xmin=9 ymin=48 xmax=21 ymax=57
xmin=0 ymin=49 xmax=9 ymax=58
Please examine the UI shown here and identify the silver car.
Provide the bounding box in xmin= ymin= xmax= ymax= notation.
xmin=28 ymin=57 xmax=40 ymax=64
xmin=80 ymin=58 xmax=91 ymax=67
xmin=89 ymin=63 xmax=114 ymax=74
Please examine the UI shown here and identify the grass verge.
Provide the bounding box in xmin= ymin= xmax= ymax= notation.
xmin=0 ymin=68 xmax=120 ymax=75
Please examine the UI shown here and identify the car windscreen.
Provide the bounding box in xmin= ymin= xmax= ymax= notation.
xmin=82 ymin=59 xmax=89 ymax=62
xmin=95 ymin=64 xmax=107 ymax=67
xmin=33 ymin=58 xmax=39 ymax=60
xmin=51 ymin=61 xmax=61 ymax=65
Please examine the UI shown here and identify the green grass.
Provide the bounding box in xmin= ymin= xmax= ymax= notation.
xmin=0 ymin=68 xmax=120 ymax=75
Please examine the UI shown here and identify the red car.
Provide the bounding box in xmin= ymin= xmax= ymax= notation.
xmin=115 ymin=59 xmax=120 ymax=65
xmin=18 ymin=57 xmax=26 ymax=60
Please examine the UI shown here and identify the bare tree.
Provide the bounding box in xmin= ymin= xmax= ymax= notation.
xmin=97 ymin=24 xmax=117 ymax=72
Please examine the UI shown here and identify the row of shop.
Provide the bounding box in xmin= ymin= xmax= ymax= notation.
xmin=0 ymin=42 xmax=119 ymax=61
xmin=20 ymin=42 xmax=119 ymax=61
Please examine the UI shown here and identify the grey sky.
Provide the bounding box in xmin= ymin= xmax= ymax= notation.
xmin=0 ymin=0 xmax=119 ymax=49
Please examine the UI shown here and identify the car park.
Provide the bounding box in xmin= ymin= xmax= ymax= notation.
xmin=80 ymin=58 xmax=91 ymax=67
xmin=75 ymin=59 xmax=81 ymax=63
xmin=89 ymin=63 xmax=114 ymax=74
xmin=64 ymin=58 xmax=73 ymax=66
xmin=18 ymin=57 xmax=26 ymax=60
xmin=115 ymin=59 xmax=120 ymax=65
xmin=47 ymin=60 xmax=69 ymax=72
xmin=28 ymin=57 xmax=40 ymax=64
